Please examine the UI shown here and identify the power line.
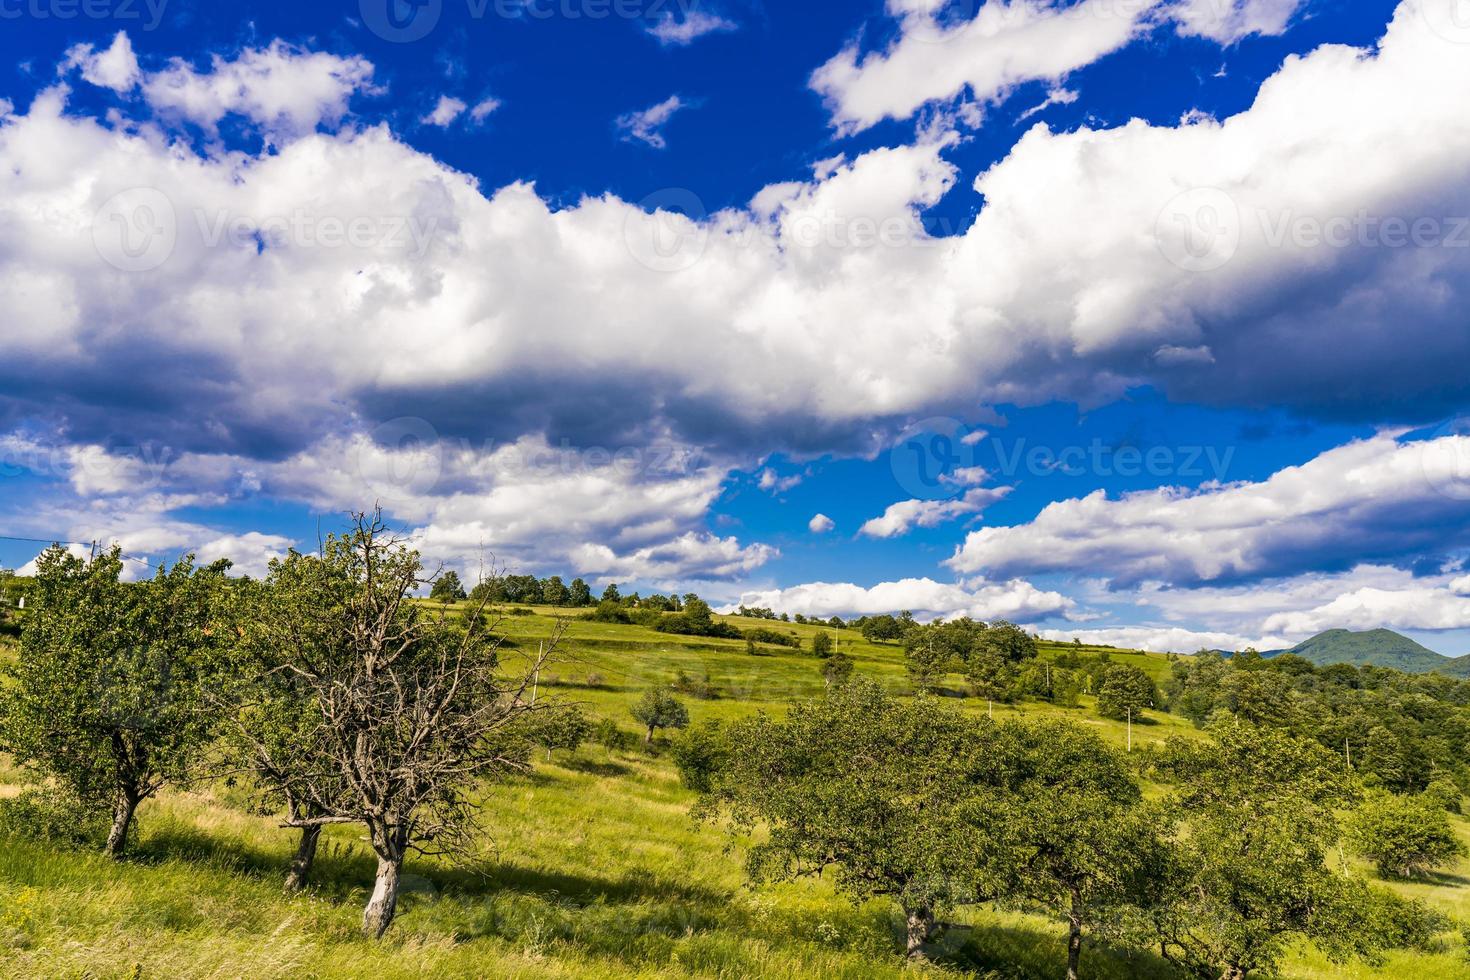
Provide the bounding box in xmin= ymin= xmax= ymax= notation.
xmin=0 ymin=534 xmax=157 ymax=568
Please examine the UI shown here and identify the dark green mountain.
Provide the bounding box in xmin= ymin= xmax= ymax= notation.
xmin=1285 ymin=628 xmax=1470 ymax=676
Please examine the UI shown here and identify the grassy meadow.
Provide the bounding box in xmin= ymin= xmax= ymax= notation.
xmin=1 ymin=608 xmax=1468 ymax=979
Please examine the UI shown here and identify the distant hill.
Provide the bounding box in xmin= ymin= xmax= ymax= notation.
xmin=1283 ymin=628 xmax=1470 ymax=676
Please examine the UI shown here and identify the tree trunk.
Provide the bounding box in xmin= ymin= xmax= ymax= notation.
xmin=284 ymin=824 xmax=322 ymax=893
xmin=105 ymin=788 xmax=139 ymax=858
xmin=1066 ymin=888 xmax=1084 ymax=980
xmin=362 ymin=852 xmax=403 ymax=939
xmin=904 ymin=904 xmax=935 ymax=959
xmin=1219 ymin=966 xmax=1246 ymax=980
xmin=645 ymin=723 xmax=656 ymax=745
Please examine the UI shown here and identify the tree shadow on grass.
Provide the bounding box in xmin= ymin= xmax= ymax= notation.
xmin=939 ymin=919 xmax=1179 ymax=980
xmin=559 ymin=757 xmax=633 ymax=778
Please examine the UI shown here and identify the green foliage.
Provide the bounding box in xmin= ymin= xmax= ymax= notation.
xmin=0 ymin=547 xmax=232 ymax=855
xmin=810 ymin=632 xmax=833 ymax=658
xmin=858 ymin=614 xmax=906 ymax=644
xmin=521 ymin=703 xmax=594 ymax=760
xmin=630 ymin=687 xmax=689 ymax=744
xmin=743 ymin=627 xmax=800 ymax=648
xmin=0 ymin=784 xmax=110 ymax=849
xmin=1145 ymin=721 xmax=1428 ymax=979
xmin=585 ymin=600 xmax=631 ymax=624
xmin=1096 ymin=664 xmax=1157 ymax=721
xmin=429 ymin=571 xmax=467 ymax=603
xmin=1349 ymin=791 xmax=1469 ymax=879
xmin=821 ymin=650 xmax=854 ymax=688
xmin=699 ymin=681 xmax=1012 ymax=955
xmin=592 ymin=717 xmax=636 ymax=753
xmin=654 ymin=598 xmax=743 ymax=639
xmin=670 ymin=721 xmax=729 ymax=792
xmin=1426 ymin=776 xmax=1465 ymax=814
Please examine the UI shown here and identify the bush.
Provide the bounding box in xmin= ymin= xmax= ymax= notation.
xmin=1349 ymin=792 xmax=1468 ymax=879
xmin=670 ymin=722 xmax=729 ymax=793
xmin=593 ymin=718 xmax=636 ymax=753
xmin=586 ymin=601 xmax=631 ymax=624
xmin=743 ymin=628 xmax=801 ymax=648
xmin=0 ymin=786 xmax=110 ymax=849
xmin=673 ymin=669 xmax=721 ymax=700
xmin=812 ymin=633 xmax=834 ymax=657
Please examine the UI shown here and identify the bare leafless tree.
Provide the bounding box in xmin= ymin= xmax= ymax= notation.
xmin=233 ymin=510 xmax=558 ymax=936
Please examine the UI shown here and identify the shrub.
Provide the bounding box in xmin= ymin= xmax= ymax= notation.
xmin=812 ymin=633 xmax=834 ymax=658
xmin=586 ymin=601 xmax=631 ymax=624
xmin=671 ymin=722 xmax=729 ymax=792
xmin=673 ymin=669 xmax=721 ymax=700
xmin=744 ymin=628 xmax=801 ymax=649
xmin=1349 ymin=792 xmax=1468 ymax=879
xmin=593 ymin=718 xmax=636 ymax=753
xmin=0 ymin=786 xmax=110 ymax=849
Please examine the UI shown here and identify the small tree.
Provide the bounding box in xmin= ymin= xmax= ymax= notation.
xmin=1096 ymin=664 xmax=1156 ymax=748
xmin=822 ymin=650 xmax=855 ymax=688
xmin=601 ymin=583 xmax=622 ymax=603
xmin=521 ymin=703 xmax=593 ymax=761
xmin=1349 ymin=792 xmax=1468 ymax=879
xmin=631 ymin=687 xmax=689 ymax=744
xmin=430 ymin=570 xmax=467 ymax=603
xmin=671 ymin=721 xmax=728 ymax=792
xmin=812 ymin=632 xmax=834 ymax=658
xmin=0 ymin=547 xmax=230 ymax=857
xmin=568 ymin=578 xmax=593 ymax=607
xmin=242 ymin=513 xmax=558 ymax=938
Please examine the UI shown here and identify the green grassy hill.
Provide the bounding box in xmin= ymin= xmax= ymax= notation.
xmin=1286 ymin=628 xmax=1469 ymax=675
xmin=1 ymin=613 xmax=1467 ymax=979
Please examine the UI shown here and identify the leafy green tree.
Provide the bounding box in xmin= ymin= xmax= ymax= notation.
xmin=1147 ymin=722 xmax=1418 ymax=979
xmin=1424 ymin=777 xmax=1463 ymax=814
xmin=601 ymin=583 xmax=622 ymax=603
xmin=980 ymin=621 xmax=1038 ymax=663
xmin=1096 ymin=665 xmax=1157 ymax=739
xmin=822 ymin=650 xmax=855 ymax=688
xmin=568 ymin=578 xmax=592 ymax=607
xmin=999 ymin=721 xmax=1170 ymax=980
xmin=521 ymin=703 xmax=592 ymax=761
xmin=1348 ymin=792 xmax=1468 ymax=879
xmin=670 ymin=721 xmax=728 ymax=792
xmin=0 ymin=547 xmax=231 ymax=857
xmin=904 ymin=628 xmax=954 ymax=692
xmin=468 ymin=576 xmax=505 ymax=605
xmin=631 ymin=687 xmax=689 ymax=744
xmin=540 ymin=575 xmax=569 ymax=606
xmin=859 ymin=614 xmax=905 ymax=644
xmin=430 ymin=570 xmax=467 ymax=603
xmin=697 ymin=681 xmax=1017 ymax=958
xmin=811 ymin=631 xmax=834 ymax=658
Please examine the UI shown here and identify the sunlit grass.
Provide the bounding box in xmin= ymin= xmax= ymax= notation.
xmin=0 ymin=610 xmax=1465 ymax=978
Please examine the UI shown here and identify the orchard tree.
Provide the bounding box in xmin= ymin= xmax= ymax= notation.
xmin=1147 ymin=722 xmax=1427 ymax=979
xmin=242 ymin=512 xmax=559 ymax=938
xmin=698 ymin=682 xmax=1015 ymax=958
xmin=1000 ymin=721 xmax=1169 ymax=980
xmin=822 ymin=650 xmax=855 ymax=688
xmin=521 ymin=703 xmax=593 ymax=761
xmin=1348 ymin=792 xmax=1468 ymax=879
xmin=430 ymin=570 xmax=467 ymax=603
xmin=904 ymin=628 xmax=954 ymax=692
xmin=1096 ymin=665 xmax=1157 ymax=748
xmin=0 ymin=547 xmax=233 ymax=856
xmin=631 ymin=687 xmax=689 ymax=744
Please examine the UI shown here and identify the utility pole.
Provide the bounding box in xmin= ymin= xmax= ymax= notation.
xmin=1127 ymin=707 xmax=1133 ymax=752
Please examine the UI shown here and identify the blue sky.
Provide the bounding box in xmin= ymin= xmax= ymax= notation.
xmin=2 ymin=0 xmax=1470 ymax=655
